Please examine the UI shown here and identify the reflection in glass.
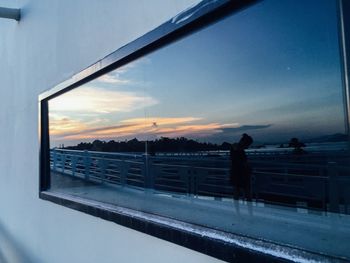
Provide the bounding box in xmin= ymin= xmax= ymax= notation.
xmin=48 ymin=0 xmax=350 ymax=259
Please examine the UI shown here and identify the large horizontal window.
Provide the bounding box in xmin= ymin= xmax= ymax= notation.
xmin=40 ymin=0 xmax=350 ymax=261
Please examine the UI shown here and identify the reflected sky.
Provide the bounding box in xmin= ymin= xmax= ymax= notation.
xmin=49 ymin=0 xmax=345 ymax=147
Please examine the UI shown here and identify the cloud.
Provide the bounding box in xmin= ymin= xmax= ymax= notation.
xmin=220 ymin=124 xmax=272 ymax=133
xmin=115 ymin=57 xmax=151 ymax=74
xmin=96 ymin=57 xmax=151 ymax=84
xmin=52 ymin=117 xmax=205 ymax=140
xmin=207 ymin=124 xmax=273 ymax=143
xmin=49 ymin=116 xmax=88 ymax=136
xmin=49 ymin=86 xmax=158 ymax=114
xmin=120 ymin=117 xmax=202 ymax=126
xmin=97 ymin=74 xmax=130 ymax=84
xmin=50 ymin=110 xmax=271 ymax=145
xmin=154 ymin=123 xmax=234 ymax=138
xmin=57 ymin=123 xmax=142 ymax=140
xmin=51 ymin=116 xmax=241 ymax=142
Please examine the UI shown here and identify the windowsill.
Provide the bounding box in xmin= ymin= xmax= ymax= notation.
xmin=40 ymin=173 xmax=350 ymax=262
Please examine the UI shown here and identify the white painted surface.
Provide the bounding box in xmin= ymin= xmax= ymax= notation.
xmin=0 ymin=0 xmax=222 ymax=262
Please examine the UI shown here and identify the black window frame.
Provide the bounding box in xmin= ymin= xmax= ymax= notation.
xmin=39 ymin=0 xmax=350 ymax=262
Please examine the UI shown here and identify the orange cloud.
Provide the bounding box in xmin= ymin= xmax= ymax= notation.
xmin=51 ymin=115 xmax=239 ymax=142
xmin=50 ymin=116 xmax=88 ymax=136
xmin=154 ymin=123 xmax=232 ymax=138
xmin=120 ymin=117 xmax=202 ymax=126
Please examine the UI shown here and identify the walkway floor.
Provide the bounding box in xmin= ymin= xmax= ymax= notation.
xmin=51 ymin=172 xmax=350 ymax=261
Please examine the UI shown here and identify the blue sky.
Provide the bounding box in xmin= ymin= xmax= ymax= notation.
xmin=49 ymin=0 xmax=345 ymax=147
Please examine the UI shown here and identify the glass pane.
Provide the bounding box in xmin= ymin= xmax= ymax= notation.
xmin=48 ymin=0 xmax=350 ymax=259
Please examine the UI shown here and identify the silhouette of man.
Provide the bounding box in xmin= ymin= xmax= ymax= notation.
xmin=230 ymin=133 xmax=253 ymax=201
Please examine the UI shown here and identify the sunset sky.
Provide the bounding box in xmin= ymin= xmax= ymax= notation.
xmin=49 ymin=0 xmax=345 ymax=147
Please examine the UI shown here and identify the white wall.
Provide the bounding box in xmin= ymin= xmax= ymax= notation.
xmin=0 ymin=0 xmax=222 ymax=262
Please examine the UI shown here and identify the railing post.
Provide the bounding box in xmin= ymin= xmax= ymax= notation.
xmin=142 ymin=155 xmax=149 ymax=191
xmin=84 ymin=150 xmax=91 ymax=181
xmin=192 ymin=167 xmax=198 ymax=198
xmin=61 ymin=152 xmax=66 ymax=173
xmin=188 ymin=168 xmax=194 ymax=197
xmin=52 ymin=148 xmax=57 ymax=172
xmin=71 ymin=155 xmax=77 ymax=176
xmin=146 ymin=157 xmax=155 ymax=192
xmin=99 ymin=159 xmax=107 ymax=183
xmin=120 ymin=159 xmax=127 ymax=187
xmin=178 ymin=167 xmax=191 ymax=196
xmin=328 ymin=162 xmax=339 ymax=213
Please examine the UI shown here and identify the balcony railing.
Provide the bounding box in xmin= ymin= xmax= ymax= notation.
xmin=50 ymin=148 xmax=350 ymax=213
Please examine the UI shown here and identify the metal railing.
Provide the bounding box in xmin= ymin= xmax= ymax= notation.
xmin=50 ymin=149 xmax=350 ymax=213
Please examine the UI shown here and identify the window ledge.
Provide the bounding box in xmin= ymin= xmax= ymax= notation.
xmin=40 ymin=191 xmax=347 ymax=263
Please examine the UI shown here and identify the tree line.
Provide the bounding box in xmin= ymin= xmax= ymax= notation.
xmin=65 ymin=137 xmax=232 ymax=153
xmin=64 ymin=136 xmax=306 ymax=153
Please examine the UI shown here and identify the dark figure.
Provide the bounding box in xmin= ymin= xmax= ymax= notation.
xmin=230 ymin=134 xmax=253 ymax=201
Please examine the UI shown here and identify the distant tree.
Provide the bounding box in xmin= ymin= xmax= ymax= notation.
xmin=92 ymin=140 xmax=104 ymax=151
xmin=288 ymin=137 xmax=306 ymax=154
xmin=220 ymin=142 xmax=231 ymax=150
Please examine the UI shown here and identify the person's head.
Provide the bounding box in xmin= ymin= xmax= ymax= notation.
xmin=238 ymin=133 xmax=253 ymax=149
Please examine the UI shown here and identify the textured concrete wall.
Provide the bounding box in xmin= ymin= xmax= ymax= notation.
xmin=0 ymin=0 xmax=222 ymax=262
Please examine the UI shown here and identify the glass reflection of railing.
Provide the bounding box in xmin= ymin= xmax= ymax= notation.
xmin=50 ymin=149 xmax=350 ymax=214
